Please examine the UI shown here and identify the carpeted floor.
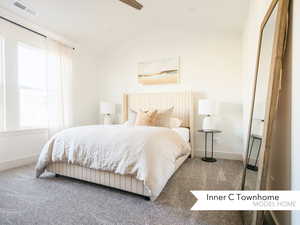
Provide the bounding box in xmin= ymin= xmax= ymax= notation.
xmin=0 ymin=158 xmax=243 ymax=225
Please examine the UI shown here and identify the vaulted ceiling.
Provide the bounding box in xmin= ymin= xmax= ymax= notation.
xmin=0 ymin=0 xmax=249 ymax=54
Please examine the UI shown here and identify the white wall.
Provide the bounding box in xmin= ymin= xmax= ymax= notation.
xmin=98 ymin=28 xmax=244 ymax=159
xmin=73 ymin=48 xmax=99 ymax=126
xmin=0 ymin=129 xmax=48 ymax=171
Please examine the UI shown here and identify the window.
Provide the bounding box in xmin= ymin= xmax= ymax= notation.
xmin=18 ymin=43 xmax=48 ymax=129
xmin=0 ymin=23 xmax=73 ymax=132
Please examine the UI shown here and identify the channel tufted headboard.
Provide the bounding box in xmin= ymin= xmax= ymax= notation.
xmin=122 ymin=91 xmax=195 ymax=157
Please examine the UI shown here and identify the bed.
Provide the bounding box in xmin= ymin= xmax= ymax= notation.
xmin=36 ymin=91 xmax=195 ymax=200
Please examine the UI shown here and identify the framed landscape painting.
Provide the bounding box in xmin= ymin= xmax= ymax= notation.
xmin=138 ymin=57 xmax=180 ymax=85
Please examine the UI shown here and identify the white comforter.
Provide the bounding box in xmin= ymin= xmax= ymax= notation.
xmin=35 ymin=125 xmax=190 ymax=199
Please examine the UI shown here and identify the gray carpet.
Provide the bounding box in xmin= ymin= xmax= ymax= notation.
xmin=0 ymin=158 xmax=243 ymax=225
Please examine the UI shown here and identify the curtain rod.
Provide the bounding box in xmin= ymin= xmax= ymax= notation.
xmin=0 ymin=15 xmax=75 ymax=50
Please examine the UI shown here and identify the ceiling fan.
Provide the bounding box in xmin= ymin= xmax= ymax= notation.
xmin=119 ymin=0 xmax=143 ymax=10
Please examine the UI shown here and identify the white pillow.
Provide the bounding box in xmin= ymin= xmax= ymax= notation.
xmin=169 ymin=117 xmax=183 ymax=128
xmin=127 ymin=109 xmax=137 ymax=126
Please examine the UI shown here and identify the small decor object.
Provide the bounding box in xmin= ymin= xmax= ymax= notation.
xmin=198 ymin=129 xmax=222 ymax=163
xmin=198 ymin=100 xmax=216 ymax=130
xmin=137 ymin=57 xmax=180 ymax=85
xmin=100 ymin=102 xmax=116 ymax=125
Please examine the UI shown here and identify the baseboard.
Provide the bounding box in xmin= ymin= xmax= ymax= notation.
xmin=194 ymin=149 xmax=243 ymax=161
xmin=0 ymin=155 xmax=38 ymax=172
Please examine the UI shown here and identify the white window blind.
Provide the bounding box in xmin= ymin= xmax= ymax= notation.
xmin=18 ymin=43 xmax=48 ymax=129
xmin=0 ymin=37 xmax=5 ymax=131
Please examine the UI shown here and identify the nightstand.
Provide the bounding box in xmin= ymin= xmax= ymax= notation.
xmin=198 ymin=129 xmax=222 ymax=163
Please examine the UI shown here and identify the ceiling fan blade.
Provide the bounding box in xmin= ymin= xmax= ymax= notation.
xmin=119 ymin=0 xmax=143 ymax=10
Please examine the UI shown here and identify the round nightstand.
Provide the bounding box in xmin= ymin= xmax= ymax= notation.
xmin=198 ymin=129 xmax=222 ymax=163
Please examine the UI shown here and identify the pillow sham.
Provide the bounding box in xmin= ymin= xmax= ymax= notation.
xmin=169 ymin=117 xmax=183 ymax=128
xmin=135 ymin=110 xmax=158 ymax=126
xmin=154 ymin=107 xmax=174 ymax=128
xmin=125 ymin=107 xmax=177 ymax=127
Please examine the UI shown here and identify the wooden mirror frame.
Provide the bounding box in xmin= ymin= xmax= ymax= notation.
xmin=241 ymin=0 xmax=290 ymax=224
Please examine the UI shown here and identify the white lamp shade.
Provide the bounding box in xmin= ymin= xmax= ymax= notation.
xmin=100 ymin=102 xmax=115 ymax=115
xmin=198 ymin=100 xmax=216 ymax=115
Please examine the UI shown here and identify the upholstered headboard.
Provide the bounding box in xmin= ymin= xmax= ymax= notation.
xmin=122 ymin=91 xmax=195 ymax=157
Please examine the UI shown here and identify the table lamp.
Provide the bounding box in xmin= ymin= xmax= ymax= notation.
xmin=100 ymin=102 xmax=115 ymax=125
xmin=198 ymin=99 xmax=216 ymax=130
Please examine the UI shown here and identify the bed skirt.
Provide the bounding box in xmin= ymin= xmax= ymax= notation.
xmin=47 ymin=162 xmax=151 ymax=197
xmin=46 ymin=154 xmax=189 ymax=199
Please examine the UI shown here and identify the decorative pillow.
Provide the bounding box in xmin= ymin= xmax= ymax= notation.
xmin=168 ymin=117 xmax=183 ymax=128
xmin=127 ymin=108 xmax=137 ymax=126
xmin=154 ymin=107 xmax=174 ymax=127
xmin=135 ymin=110 xmax=158 ymax=126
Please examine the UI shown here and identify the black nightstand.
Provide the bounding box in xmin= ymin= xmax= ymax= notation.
xmin=198 ymin=129 xmax=222 ymax=163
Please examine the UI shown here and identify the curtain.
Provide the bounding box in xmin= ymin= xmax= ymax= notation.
xmin=0 ymin=37 xmax=5 ymax=131
xmin=46 ymin=39 xmax=73 ymax=137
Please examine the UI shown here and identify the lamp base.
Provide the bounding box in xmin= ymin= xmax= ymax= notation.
xmin=103 ymin=115 xmax=113 ymax=125
xmin=202 ymin=157 xmax=217 ymax=163
xmin=246 ymin=164 xmax=258 ymax=171
xmin=202 ymin=116 xmax=214 ymax=130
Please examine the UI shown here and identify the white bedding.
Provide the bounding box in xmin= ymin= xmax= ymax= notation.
xmin=35 ymin=125 xmax=191 ymax=199
xmin=172 ymin=127 xmax=190 ymax=143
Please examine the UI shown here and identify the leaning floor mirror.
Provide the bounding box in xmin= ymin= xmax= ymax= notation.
xmin=241 ymin=0 xmax=290 ymax=225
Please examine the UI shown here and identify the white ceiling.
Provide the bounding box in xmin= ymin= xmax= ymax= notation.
xmin=0 ymin=0 xmax=249 ymax=54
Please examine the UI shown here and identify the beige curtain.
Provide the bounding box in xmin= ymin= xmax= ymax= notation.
xmin=46 ymin=39 xmax=73 ymax=137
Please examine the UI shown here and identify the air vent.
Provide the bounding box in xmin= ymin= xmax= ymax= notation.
xmin=13 ymin=1 xmax=37 ymax=16
xmin=14 ymin=1 xmax=26 ymax=10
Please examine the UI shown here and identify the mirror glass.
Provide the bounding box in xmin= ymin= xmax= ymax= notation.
xmin=243 ymin=3 xmax=279 ymax=225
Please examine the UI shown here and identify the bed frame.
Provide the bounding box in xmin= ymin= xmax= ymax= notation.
xmin=46 ymin=91 xmax=195 ymax=198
